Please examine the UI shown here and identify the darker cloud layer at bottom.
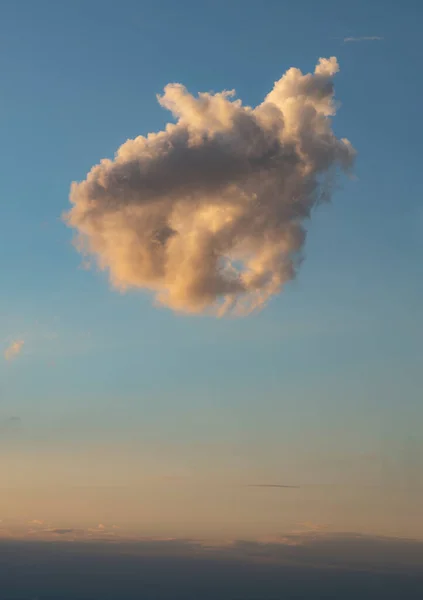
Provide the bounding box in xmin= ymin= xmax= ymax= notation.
xmin=0 ymin=533 xmax=422 ymax=599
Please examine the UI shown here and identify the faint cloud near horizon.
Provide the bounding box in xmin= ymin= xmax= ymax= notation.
xmin=344 ymin=36 xmax=383 ymax=43
xmin=47 ymin=528 xmax=78 ymax=535
xmin=245 ymin=484 xmax=301 ymax=489
xmin=4 ymin=339 xmax=24 ymax=361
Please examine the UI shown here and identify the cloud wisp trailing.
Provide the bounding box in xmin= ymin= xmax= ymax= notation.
xmin=65 ymin=57 xmax=355 ymax=316
xmin=4 ymin=340 xmax=24 ymax=361
xmin=344 ymin=36 xmax=383 ymax=43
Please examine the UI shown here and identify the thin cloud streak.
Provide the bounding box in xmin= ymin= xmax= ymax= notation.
xmin=344 ymin=36 xmax=383 ymax=43
xmin=245 ymin=484 xmax=301 ymax=489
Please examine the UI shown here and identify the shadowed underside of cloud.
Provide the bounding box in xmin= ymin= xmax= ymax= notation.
xmin=65 ymin=57 xmax=355 ymax=316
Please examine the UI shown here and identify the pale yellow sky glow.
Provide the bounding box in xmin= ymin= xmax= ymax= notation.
xmin=1 ymin=442 xmax=422 ymax=543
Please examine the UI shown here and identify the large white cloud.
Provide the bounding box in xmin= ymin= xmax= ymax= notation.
xmin=65 ymin=57 xmax=355 ymax=316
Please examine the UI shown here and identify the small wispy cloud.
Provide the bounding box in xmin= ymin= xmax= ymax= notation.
xmin=47 ymin=528 xmax=76 ymax=535
xmin=0 ymin=416 xmax=22 ymax=434
xmin=290 ymin=522 xmax=329 ymax=535
xmin=4 ymin=339 xmax=24 ymax=361
xmin=344 ymin=36 xmax=383 ymax=43
xmin=88 ymin=523 xmax=107 ymax=533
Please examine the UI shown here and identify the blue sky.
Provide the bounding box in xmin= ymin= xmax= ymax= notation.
xmin=0 ymin=0 xmax=422 ymax=539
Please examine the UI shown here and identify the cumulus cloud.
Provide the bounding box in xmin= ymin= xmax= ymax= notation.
xmin=4 ymin=340 xmax=24 ymax=361
xmin=344 ymin=36 xmax=383 ymax=43
xmin=65 ymin=57 xmax=355 ymax=316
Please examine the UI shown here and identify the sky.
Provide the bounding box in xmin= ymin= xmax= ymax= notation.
xmin=0 ymin=0 xmax=422 ymax=548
